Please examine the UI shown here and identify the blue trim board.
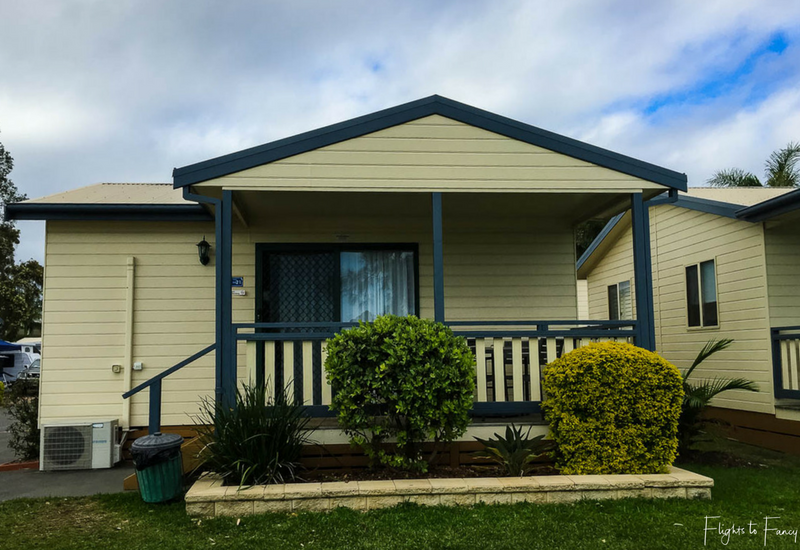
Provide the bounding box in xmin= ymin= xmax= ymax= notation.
xmin=431 ymin=192 xmax=445 ymax=322
xmin=737 ymin=188 xmax=800 ymax=222
xmin=648 ymin=194 xmax=742 ymax=219
xmin=630 ymin=193 xmax=656 ymax=351
xmin=4 ymin=202 xmax=212 ymax=222
xmin=220 ymin=190 xmax=236 ymax=409
xmin=172 ymin=95 xmax=687 ymax=191
xmin=576 ymin=212 xmax=624 ymax=271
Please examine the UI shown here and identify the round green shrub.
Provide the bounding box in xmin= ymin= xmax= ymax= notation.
xmin=541 ymin=342 xmax=682 ymax=474
xmin=325 ymin=315 xmax=475 ymax=472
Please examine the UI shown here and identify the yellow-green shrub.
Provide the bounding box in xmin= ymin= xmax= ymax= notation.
xmin=541 ymin=342 xmax=682 ymax=475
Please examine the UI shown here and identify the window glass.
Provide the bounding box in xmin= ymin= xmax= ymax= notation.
xmin=618 ymin=280 xmax=632 ymax=320
xmin=686 ymin=264 xmax=701 ymax=327
xmin=340 ymin=251 xmax=415 ymax=322
xmin=608 ymin=284 xmax=619 ymax=320
xmin=700 ymin=260 xmax=718 ymax=326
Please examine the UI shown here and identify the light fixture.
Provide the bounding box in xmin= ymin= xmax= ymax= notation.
xmin=196 ymin=237 xmax=211 ymax=266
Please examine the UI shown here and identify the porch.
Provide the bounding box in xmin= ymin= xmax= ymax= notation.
xmin=121 ymin=96 xmax=688 ymax=433
xmin=124 ymin=189 xmax=653 ymax=434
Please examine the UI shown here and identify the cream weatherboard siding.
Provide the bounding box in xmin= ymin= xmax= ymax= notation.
xmin=651 ymin=206 xmax=773 ymax=414
xmin=586 ymin=204 xmax=775 ymax=415
xmin=576 ymin=279 xmax=589 ymax=320
xmin=199 ymin=115 xmax=664 ymax=194
xmin=40 ymin=193 xmax=579 ymax=427
xmin=764 ymin=220 xmax=800 ymax=328
xmin=40 ymin=220 xmax=216 ymax=429
xmin=586 ymin=222 xmax=636 ymax=321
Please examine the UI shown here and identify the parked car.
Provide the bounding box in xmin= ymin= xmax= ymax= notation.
xmin=0 ymin=349 xmax=40 ymax=384
xmin=17 ymin=359 xmax=40 ymax=381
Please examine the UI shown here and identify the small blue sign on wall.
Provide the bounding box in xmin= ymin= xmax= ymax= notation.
xmin=231 ymin=277 xmax=244 ymax=287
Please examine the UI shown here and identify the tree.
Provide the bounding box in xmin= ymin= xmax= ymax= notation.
xmin=0 ymin=138 xmax=43 ymax=341
xmin=575 ymin=219 xmax=609 ymax=259
xmin=708 ymin=142 xmax=800 ymax=188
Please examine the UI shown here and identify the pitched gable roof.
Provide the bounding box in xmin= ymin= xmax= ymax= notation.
xmin=577 ymin=187 xmax=800 ymax=276
xmin=173 ymin=95 xmax=688 ymax=190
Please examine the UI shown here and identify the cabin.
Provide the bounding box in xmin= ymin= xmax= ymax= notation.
xmin=6 ymin=96 xmax=688 ymax=463
xmin=578 ymin=187 xmax=800 ymax=453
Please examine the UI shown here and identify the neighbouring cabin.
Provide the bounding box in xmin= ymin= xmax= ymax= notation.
xmin=578 ymin=187 xmax=800 ymax=453
xmin=7 ymin=96 xmax=687 ymax=452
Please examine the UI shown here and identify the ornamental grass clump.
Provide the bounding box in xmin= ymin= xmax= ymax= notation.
xmin=194 ymin=382 xmax=310 ymax=487
xmin=542 ymin=342 xmax=683 ymax=475
xmin=325 ymin=315 xmax=475 ymax=472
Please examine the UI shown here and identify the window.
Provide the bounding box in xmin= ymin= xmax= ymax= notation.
xmin=258 ymin=244 xmax=418 ymax=325
xmin=340 ymin=250 xmax=415 ymax=322
xmin=608 ymin=280 xmax=632 ymax=320
xmin=686 ymin=259 xmax=718 ymax=328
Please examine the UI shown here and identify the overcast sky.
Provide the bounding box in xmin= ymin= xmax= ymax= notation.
xmin=3 ymin=1 xmax=800 ymax=263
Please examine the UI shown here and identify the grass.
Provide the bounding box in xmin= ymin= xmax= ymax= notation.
xmin=1 ymin=438 xmax=799 ymax=550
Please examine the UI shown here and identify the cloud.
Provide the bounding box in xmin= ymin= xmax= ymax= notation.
xmin=2 ymin=0 xmax=800 ymax=261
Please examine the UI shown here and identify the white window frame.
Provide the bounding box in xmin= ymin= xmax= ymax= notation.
xmin=685 ymin=258 xmax=719 ymax=330
xmin=608 ymin=280 xmax=633 ymax=320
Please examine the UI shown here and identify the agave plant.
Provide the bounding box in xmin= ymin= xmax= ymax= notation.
xmin=473 ymin=424 xmax=554 ymax=476
xmin=679 ymin=339 xmax=759 ymax=453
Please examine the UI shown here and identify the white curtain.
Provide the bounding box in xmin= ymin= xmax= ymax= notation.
xmin=340 ymin=251 xmax=415 ymax=322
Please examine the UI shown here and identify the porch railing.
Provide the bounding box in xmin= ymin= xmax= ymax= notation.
xmin=122 ymin=343 xmax=216 ymax=433
xmin=771 ymin=326 xmax=800 ymax=400
xmin=234 ymin=320 xmax=637 ymax=417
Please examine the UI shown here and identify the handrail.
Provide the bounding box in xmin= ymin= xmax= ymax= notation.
xmin=772 ymin=325 xmax=800 ymax=333
xmin=234 ymin=320 xmax=637 ymax=341
xmin=122 ymin=343 xmax=216 ymax=434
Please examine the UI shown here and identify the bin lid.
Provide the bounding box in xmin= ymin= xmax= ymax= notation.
xmin=131 ymin=432 xmax=183 ymax=452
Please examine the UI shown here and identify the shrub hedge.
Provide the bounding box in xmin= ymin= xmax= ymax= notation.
xmin=541 ymin=342 xmax=682 ymax=474
xmin=325 ymin=315 xmax=475 ymax=472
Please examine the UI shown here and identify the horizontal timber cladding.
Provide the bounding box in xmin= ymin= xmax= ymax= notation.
xmin=586 ymin=221 xmax=636 ymax=321
xmin=585 ymin=204 xmax=775 ymax=414
xmin=41 ymin=220 xmax=217 ymax=428
xmin=764 ymin=219 xmax=800 ymax=327
xmin=198 ymin=115 xmax=663 ymax=193
xmin=40 ymin=192 xmax=581 ymax=427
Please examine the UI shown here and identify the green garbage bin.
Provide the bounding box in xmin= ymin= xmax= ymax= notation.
xmin=131 ymin=432 xmax=184 ymax=503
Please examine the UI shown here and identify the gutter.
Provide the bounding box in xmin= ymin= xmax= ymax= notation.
xmin=4 ymin=202 xmax=212 ymax=221
xmin=736 ymin=188 xmax=800 ymax=222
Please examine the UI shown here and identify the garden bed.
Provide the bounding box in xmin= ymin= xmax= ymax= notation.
xmin=185 ymin=466 xmax=714 ymax=517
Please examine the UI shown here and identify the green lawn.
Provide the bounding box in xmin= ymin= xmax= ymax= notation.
xmin=2 ymin=439 xmax=799 ymax=550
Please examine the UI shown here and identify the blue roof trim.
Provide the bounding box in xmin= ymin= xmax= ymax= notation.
xmin=576 ymin=212 xmax=625 ymax=271
xmin=736 ymin=188 xmax=800 ymax=222
xmin=4 ymin=203 xmax=213 ymax=222
xmin=648 ymin=194 xmax=742 ymax=219
xmin=172 ymin=95 xmax=688 ymax=191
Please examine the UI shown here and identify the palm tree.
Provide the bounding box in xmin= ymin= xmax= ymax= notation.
xmin=678 ymin=339 xmax=759 ymax=454
xmin=708 ymin=142 xmax=800 ymax=188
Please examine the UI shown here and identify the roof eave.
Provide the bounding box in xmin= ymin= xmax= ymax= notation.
xmin=736 ymin=189 xmax=800 ymax=222
xmin=4 ymin=203 xmax=213 ymax=222
xmin=172 ymin=95 xmax=688 ymax=191
xmin=576 ymin=212 xmax=625 ymax=274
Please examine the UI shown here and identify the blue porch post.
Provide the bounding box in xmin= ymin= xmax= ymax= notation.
xmin=220 ymin=190 xmax=236 ymax=408
xmin=631 ymin=192 xmax=656 ymax=350
xmin=432 ymin=192 xmax=445 ymax=323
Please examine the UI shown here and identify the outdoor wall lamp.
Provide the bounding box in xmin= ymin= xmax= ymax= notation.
xmin=196 ymin=237 xmax=211 ymax=266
